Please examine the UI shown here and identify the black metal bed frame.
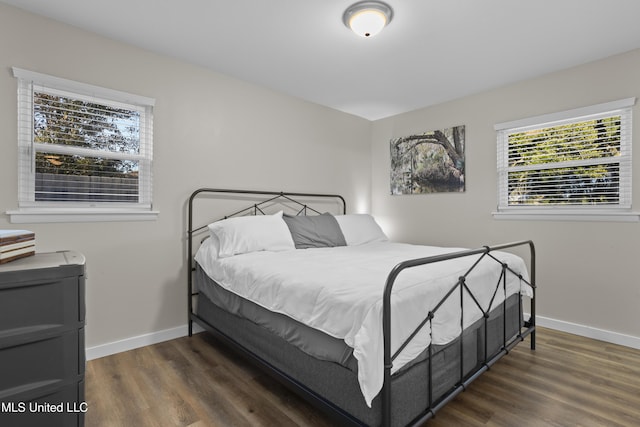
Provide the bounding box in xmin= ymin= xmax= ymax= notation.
xmin=187 ymin=188 xmax=536 ymax=427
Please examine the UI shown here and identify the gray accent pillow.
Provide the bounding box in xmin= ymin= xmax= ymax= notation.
xmin=283 ymin=213 xmax=347 ymax=249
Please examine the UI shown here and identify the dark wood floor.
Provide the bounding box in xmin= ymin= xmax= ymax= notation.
xmin=85 ymin=327 xmax=640 ymax=426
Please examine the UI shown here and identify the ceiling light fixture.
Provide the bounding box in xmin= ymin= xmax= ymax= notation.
xmin=343 ymin=1 xmax=393 ymax=38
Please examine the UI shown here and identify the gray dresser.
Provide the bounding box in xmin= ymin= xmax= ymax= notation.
xmin=0 ymin=251 xmax=86 ymax=427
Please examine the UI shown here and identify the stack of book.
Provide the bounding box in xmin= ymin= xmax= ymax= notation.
xmin=0 ymin=230 xmax=36 ymax=264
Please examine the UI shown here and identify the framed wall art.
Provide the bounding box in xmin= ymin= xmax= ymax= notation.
xmin=390 ymin=125 xmax=465 ymax=194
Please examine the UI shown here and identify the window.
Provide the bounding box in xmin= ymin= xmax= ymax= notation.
xmin=9 ymin=68 xmax=157 ymax=223
xmin=494 ymin=98 xmax=638 ymax=221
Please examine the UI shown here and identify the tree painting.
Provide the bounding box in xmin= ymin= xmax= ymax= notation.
xmin=390 ymin=125 xmax=465 ymax=194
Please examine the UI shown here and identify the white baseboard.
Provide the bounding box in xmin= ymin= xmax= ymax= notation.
xmin=86 ymin=323 xmax=204 ymax=361
xmin=535 ymin=315 xmax=640 ymax=350
xmin=86 ymin=316 xmax=640 ymax=361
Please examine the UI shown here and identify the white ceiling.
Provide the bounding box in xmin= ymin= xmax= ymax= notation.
xmin=4 ymin=0 xmax=640 ymax=121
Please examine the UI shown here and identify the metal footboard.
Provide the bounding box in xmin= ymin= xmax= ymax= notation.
xmin=381 ymin=240 xmax=536 ymax=426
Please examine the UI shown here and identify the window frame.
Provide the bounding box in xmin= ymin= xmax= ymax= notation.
xmin=8 ymin=67 xmax=158 ymax=223
xmin=493 ymin=98 xmax=639 ymax=222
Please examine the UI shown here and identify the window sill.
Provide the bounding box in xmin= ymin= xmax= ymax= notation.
xmin=492 ymin=210 xmax=640 ymax=222
xmin=6 ymin=208 xmax=159 ymax=224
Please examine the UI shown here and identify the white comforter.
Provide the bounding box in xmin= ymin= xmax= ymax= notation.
xmin=195 ymin=241 xmax=532 ymax=407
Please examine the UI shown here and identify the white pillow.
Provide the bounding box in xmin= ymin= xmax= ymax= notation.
xmin=208 ymin=211 xmax=295 ymax=258
xmin=334 ymin=214 xmax=388 ymax=246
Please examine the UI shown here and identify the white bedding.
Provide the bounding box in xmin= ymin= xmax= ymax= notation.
xmin=195 ymin=240 xmax=532 ymax=407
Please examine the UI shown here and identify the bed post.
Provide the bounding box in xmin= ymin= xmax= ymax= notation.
xmin=382 ymin=267 xmax=399 ymax=427
xmin=187 ymin=189 xmax=203 ymax=337
xmin=382 ymin=261 xmax=414 ymax=427
xmin=528 ymin=240 xmax=536 ymax=350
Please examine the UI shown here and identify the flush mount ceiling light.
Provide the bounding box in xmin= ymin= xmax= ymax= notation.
xmin=343 ymin=1 xmax=393 ymax=38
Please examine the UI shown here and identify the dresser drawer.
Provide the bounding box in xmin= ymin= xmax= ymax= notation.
xmin=0 ymin=277 xmax=81 ymax=337
xmin=0 ymin=251 xmax=86 ymax=427
xmin=0 ymin=329 xmax=81 ymax=395
xmin=0 ymin=381 xmax=84 ymax=427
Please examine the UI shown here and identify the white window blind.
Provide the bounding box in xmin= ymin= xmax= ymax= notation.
xmin=494 ymin=98 xmax=637 ymax=221
xmin=10 ymin=67 xmax=156 ymax=223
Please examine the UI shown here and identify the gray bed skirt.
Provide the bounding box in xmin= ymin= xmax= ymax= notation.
xmin=194 ymin=282 xmax=521 ymax=426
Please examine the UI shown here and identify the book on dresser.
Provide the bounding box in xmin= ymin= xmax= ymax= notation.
xmin=0 ymin=230 xmax=35 ymax=264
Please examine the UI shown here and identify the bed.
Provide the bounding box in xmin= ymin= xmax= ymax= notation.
xmin=187 ymin=188 xmax=536 ymax=426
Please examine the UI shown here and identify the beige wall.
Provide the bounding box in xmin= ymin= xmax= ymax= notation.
xmin=2 ymin=2 xmax=639 ymax=353
xmin=371 ymin=49 xmax=640 ymax=343
xmin=0 ymin=4 xmax=372 ymax=349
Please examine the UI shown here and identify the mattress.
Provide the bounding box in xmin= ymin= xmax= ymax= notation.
xmin=195 ymin=264 xmax=357 ymax=370
xmin=194 ymin=239 xmax=532 ymax=406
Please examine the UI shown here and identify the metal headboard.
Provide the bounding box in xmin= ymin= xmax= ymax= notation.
xmin=187 ymin=188 xmax=346 ymax=335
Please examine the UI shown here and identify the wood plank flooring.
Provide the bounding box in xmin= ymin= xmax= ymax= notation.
xmin=85 ymin=327 xmax=640 ymax=426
